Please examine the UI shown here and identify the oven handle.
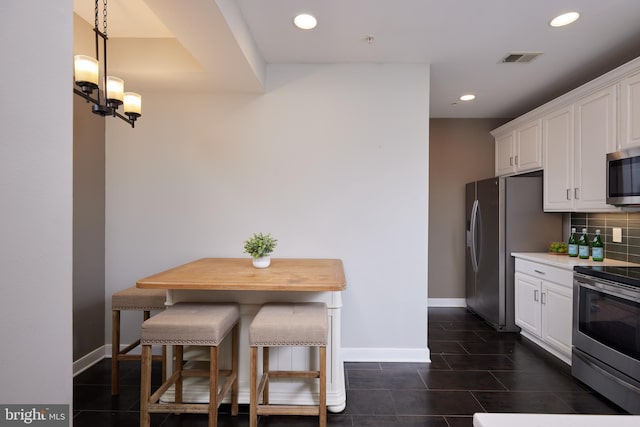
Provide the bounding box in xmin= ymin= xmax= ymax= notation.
xmin=575 ymin=278 xmax=640 ymax=303
xmin=573 ymin=349 xmax=640 ymax=394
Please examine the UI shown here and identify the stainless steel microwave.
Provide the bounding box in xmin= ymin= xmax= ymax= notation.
xmin=607 ymin=147 xmax=640 ymax=206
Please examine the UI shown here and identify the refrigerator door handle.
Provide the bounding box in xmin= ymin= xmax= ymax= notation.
xmin=469 ymin=199 xmax=479 ymax=273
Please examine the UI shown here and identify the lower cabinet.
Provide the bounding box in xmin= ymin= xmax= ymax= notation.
xmin=514 ymin=259 xmax=573 ymax=364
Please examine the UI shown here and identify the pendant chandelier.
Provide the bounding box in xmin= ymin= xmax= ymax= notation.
xmin=73 ymin=0 xmax=142 ymax=128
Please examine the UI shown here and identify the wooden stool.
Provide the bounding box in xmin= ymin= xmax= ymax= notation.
xmin=140 ymin=302 xmax=240 ymax=427
xmin=111 ymin=286 xmax=166 ymax=395
xmin=249 ymin=302 xmax=328 ymax=427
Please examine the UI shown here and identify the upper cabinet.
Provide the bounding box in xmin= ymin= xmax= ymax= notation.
xmin=543 ymin=106 xmax=573 ymax=211
xmin=494 ymin=119 xmax=542 ymax=176
xmin=573 ymin=87 xmax=617 ymax=211
xmin=619 ymin=71 xmax=640 ymax=150
xmin=543 ymin=87 xmax=618 ymax=212
xmin=493 ymin=55 xmax=640 ymax=212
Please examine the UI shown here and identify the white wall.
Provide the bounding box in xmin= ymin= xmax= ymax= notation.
xmin=107 ymin=63 xmax=430 ymax=361
xmin=0 ymin=0 xmax=73 ymax=405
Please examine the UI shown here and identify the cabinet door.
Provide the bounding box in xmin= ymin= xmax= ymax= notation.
xmin=514 ymin=273 xmax=541 ymax=336
xmin=574 ymin=86 xmax=618 ymax=211
xmin=543 ymin=106 xmax=574 ymax=211
xmin=495 ymin=132 xmax=515 ymax=176
xmin=516 ymin=119 xmax=542 ymax=172
xmin=620 ymin=72 xmax=640 ymax=149
xmin=541 ymin=281 xmax=573 ymax=357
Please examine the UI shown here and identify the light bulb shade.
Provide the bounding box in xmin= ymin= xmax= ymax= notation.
xmin=124 ymin=92 xmax=142 ymax=117
xmin=106 ymin=76 xmax=125 ymax=104
xmin=74 ymin=55 xmax=99 ymax=88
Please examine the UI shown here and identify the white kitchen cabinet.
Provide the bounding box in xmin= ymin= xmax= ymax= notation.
xmin=574 ymin=86 xmax=618 ymax=210
xmin=514 ymin=259 xmax=573 ymax=364
xmin=619 ymin=71 xmax=640 ymax=149
xmin=540 ymin=281 xmax=573 ymax=357
xmin=543 ymin=86 xmax=619 ymax=212
xmin=494 ymin=119 xmax=542 ymax=176
xmin=495 ymin=132 xmax=515 ymax=176
xmin=543 ymin=106 xmax=573 ymax=211
xmin=514 ymin=272 xmax=542 ymax=336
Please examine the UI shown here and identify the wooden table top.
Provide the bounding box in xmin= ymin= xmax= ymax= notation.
xmin=136 ymin=258 xmax=346 ymax=292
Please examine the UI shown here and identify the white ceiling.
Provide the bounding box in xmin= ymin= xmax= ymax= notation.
xmin=74 ymin=0 xmax=640 ymax=119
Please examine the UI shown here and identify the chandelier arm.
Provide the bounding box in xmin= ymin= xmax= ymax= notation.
xmin=73 ymin=89 xmax=136 ymax=128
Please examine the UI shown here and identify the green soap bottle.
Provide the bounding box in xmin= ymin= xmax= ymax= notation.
xmin=592 ymin=229 xmax=604 ymax=261
xmin=568 ymin=227 xmax=578 ymax=257
xmin=578 ymin=228 xmax=590 ymax=259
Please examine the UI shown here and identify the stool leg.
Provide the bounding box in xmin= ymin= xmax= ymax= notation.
xmin=140 ymin=344 xmax=152 ymax=427
xmin=175 ymin=345 xmax=183 ymax=404
xmin=209 ymin=345 xmax=219 ymax=427
xmin=250 ymin=346 xmax=258 ymax=427
xmin=161 ymin=344 xmax=167 ymax=383
xmin=262 ymin=347 xmax=269 ymax=405
xmin=111 ymin=309 xmax=120 ymax=395
xmin=231 ymin=324 xmax=239 ymax=416
xmin=319 ymin=346 xmax=327 ymax=427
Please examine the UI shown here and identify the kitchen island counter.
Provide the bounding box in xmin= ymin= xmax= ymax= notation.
xmin=136 ymin=257 xmax=347 ymax=412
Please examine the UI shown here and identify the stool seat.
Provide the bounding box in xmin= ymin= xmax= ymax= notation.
xmin=140 ymin=302 xmax=240 ymax=427
xmin=112 ymin=286 xmax=166 ymax=310
xmin=142 ymin=302 xmax=240 ymax=345
xmin=249 ymin=302 xmax=328 ymax=427
xmin=249 ymin=303 xmax=327 ymax=346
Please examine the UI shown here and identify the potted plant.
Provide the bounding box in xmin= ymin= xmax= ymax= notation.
xmin=243 ymin=232 xmax=278 ymax=268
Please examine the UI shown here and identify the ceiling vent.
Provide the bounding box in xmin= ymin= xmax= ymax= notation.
xmin=500 ymin=52 xmax=543 ymax=63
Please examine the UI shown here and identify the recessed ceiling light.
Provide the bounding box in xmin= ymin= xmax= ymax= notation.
xmin=294 ymin=13 xmax=317 ymax=30
xmin=460 ymin=94 xmax=476 ymax=102
xmin=549 ymin=11 xmax=580 ymax=27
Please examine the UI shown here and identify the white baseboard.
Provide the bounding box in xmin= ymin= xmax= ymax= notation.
xmin=428 ymin=298 xmax=466 ymax=307
xmin=73 ymin=344 xmax=164 ymax=376
xmin=73 ymin=346 xmax=105 ymax=376
xmin=341 ymin=347 xmax=430 ymax=363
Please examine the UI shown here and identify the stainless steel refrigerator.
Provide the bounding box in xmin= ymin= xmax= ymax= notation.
xmin=465 ymin=174 xmax=562 ymax=331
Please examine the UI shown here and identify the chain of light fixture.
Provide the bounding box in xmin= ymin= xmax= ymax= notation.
xmin=73 ymin=0 xmax=142 ymax=128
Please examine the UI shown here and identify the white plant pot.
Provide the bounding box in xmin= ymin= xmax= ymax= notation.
xmin=252 ymin=255 xmax=271 ymax=268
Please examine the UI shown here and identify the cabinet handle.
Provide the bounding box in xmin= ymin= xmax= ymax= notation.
xmin=515 ymin=155 xmax=519 ymax=166
xmin=566 ymin=189 xmax=571 ymax=200
xmin=534 ymin=290 xmax=539 ymax=302
xmin=541 ymin=292 xmax=546 ymax=305
xmin=534 ymin=269 xmax=545 ymax=275
xmin=575 ymin=188 xmax=580 ymax=199
xmin=510 ymin=157 xmax=514 ymax=166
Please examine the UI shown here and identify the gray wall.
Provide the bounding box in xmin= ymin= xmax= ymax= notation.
xmin=428 ymin=118 xmax=509 ymax=300
xmin=73 ymin=93 xmax=106 ymax=360
xmin=106 ymin=64 xmax=431 ymax=361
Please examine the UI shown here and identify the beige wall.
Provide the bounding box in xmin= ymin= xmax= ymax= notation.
xmin=73 ymin=91 xmax=106 ymax=360
xmin=428 ymin=118 xmax=509 ymax=301
xmin=72 ymin=13 xmax=107 ymax=362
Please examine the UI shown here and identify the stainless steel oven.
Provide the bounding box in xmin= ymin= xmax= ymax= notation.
xmin=572 ymin=267 xmax=640 ymax=414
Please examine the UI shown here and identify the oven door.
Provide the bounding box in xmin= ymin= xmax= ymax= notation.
xmin=573 ymin=274 xmax=640 ymax=381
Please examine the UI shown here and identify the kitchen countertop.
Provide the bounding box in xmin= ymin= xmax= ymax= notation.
xmin=473 ymin=413 xmax=640 ymax=427
xmin=511 ymin=252 xmax=638 ymax=269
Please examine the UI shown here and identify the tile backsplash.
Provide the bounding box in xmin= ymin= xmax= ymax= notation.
xmin=570 ymin=212 xmax=640 ymax=264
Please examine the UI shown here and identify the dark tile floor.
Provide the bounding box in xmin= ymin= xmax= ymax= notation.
xmin=73 ymin=308 xmax=627 ymax=426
